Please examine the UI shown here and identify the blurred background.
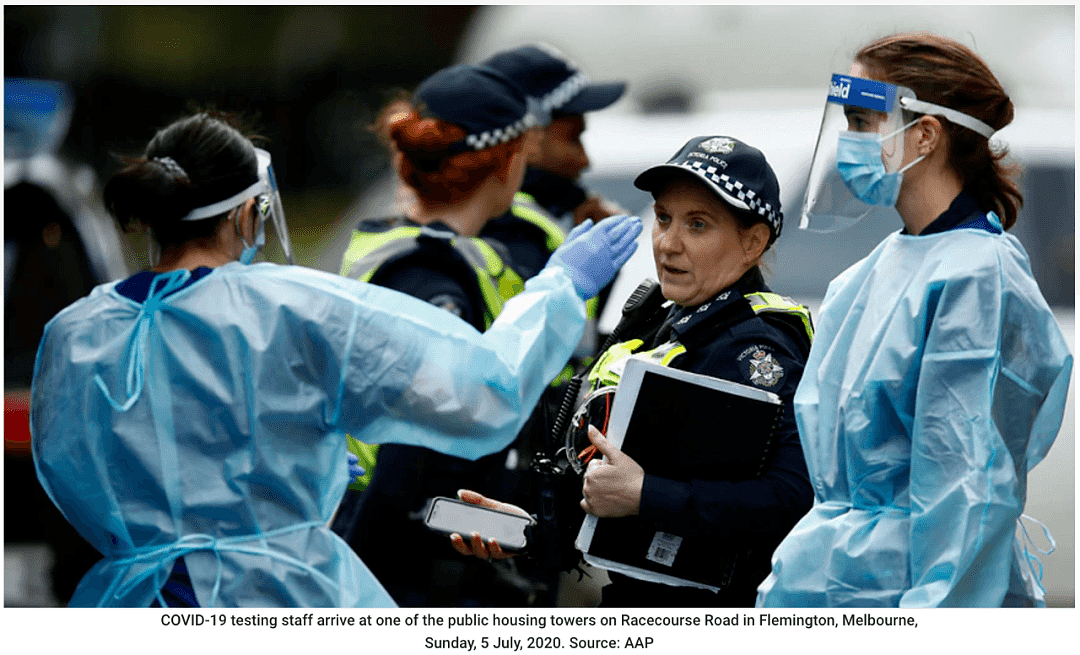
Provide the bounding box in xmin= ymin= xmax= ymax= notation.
xmin=4 ymin=5 xmax=1074 ymax=607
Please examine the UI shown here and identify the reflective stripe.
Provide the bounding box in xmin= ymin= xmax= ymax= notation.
xmin=512 ymin=192 xmax=599 ymax=319
xmin=471 ymin=237 xmax=526 ymax=302
xmin=512 ymin=192 xmax=566 ymax=253
xmin=589 ymin=339 xmax=688 ymax=390
xmin=340 ymin=226 xmax=424 ymax=282
xmin=744 ymin=291 xmax=814 ymax=342
xmin=589 ymin=293 xmax=811 ymax=392
xmin=346 ymin=437 xmax=379 ymax=491
xmin=589 ymin=339 xmax=644 ymax=389
xmin=340 ymin=225 xmax=516 ymax=329
xmin=340 ymin=224 xmax=521 ymax=492
xmin=584 ymin=297 xmax=599 ymax=321
xmin=643 ymin=341 xmax=687 ymax=366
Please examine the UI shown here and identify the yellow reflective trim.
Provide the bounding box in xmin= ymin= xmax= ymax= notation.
xmin=585 ymin=296 xmax=599 ymax=320
xmin=342 ymin=226 xmax=509 ymax=329
xmin=346 ymin=434 xmax=379 ymax=492
xmin=455 ymin=238 xmax=509 ymax=328
xmin=469 ymin=226 xmax=526 ymax=301
xmin=646 ymin=342 xmax=687 ymax=367
xmin=512 ymin=192 xmax=566 ymax=253
xmin=470 ymin=238 xmax=505 ymax=278
xmin=496 ymin=269 xmax=526 ymax=302
xmin=744 ymin=292 xmax=815 ymax=341
xmin=475 ymin=271 xmax=504 ymax=330
xmin=589 ymin=339 xmax=686 ymax=393
xmin=340 ymin=226 xmax=421 ymax=278
xmin=589 ymin=339 xmax=643 ymax=389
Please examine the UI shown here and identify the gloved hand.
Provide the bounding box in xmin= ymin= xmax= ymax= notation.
xmin=347 ymin=452 xmax=365 ymax=483
xmin=546 ymin=214 xmax=642 ymax=300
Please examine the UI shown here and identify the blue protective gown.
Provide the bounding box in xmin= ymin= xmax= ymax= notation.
xmin=756 ymin=227 xmax=1072 ymax=607
xmin=30 ymin=261 xmax=585 ymax=608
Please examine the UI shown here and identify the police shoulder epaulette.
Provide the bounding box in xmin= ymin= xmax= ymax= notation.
xmin=744 ymin=292 xmax=814 ymax=342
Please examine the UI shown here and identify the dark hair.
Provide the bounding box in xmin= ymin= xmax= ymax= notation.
xmin=103 ymin=112 xmax=262 ymax=247
xmin=371 ymin=96 xmax=526 ymax=204
xmin=855 ymin=32 xmax=1022 ymax=229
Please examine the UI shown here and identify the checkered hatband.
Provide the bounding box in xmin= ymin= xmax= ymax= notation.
xmin=540 ymin=72 xmax=589 ymax=113
xmin=678 ymin=160 xmax=782 ymax=236
xmin=462 ymin=112 xmax=539 ymax=151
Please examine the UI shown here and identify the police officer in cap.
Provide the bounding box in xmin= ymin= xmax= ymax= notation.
xmin=480 ymin=44 xmax=628 ymax=280
xmin=334 ymin=64 xmax=543 ymax=606
xmin=453 ymin=136 xmax=814 ymax=608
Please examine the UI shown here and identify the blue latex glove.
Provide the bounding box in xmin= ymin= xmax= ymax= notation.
xmin=546 ymin=215 xmax=642 ymax=300
xmin=347 ymin=452 xmax=365 ymax=482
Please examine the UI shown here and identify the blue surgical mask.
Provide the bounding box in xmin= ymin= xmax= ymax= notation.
xmin=836 ymin=121 xmax=924 ymax=207
xmin=236 ymin=200 xmax=267 ymax=265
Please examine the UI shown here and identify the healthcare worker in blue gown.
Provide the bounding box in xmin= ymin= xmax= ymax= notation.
xmin=756 ymin=32 xmax=1072 ymax=608
xmin=28 ymin=111 xmax=641 ymax=608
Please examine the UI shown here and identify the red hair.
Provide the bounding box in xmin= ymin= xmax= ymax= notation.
xmin=855 ymin=32 xmax=1022 ymax=230
xmin=373 ymin=98 xmax=525 ymax=203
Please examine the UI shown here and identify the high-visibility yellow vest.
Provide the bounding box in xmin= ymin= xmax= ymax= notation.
xmin=510 ymin=191 xmax=599 ymax=322
xmin=340 ymin=220 xmax=523 ymax=490
xmin=511 ymin=191 xmax=566 ymax=254
xmin=341 ymin=221 xmax=525 ymax=329
xmin=588 ymin=292 xmax=813 ymax=391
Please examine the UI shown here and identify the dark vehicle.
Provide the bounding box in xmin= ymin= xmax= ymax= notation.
xmin=5 ymin=78 xmax=134 ymax=606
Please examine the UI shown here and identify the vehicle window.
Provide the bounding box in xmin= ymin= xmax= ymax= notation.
xmin=1007 ymin=162 xmax=1074 ymax=307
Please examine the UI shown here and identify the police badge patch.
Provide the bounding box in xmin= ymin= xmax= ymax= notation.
xmin=699 ymin=137 xmax=736 ymax=155
xmin=737 ymin=346 xmax=784 ymax=387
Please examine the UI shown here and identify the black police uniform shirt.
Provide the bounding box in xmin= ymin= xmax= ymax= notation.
xmin=363 ymin=220 xmax=487 ymax=332
xmin=597 ymin=266 xmax=814 ymax=608
xmin=342 ymin=218 xmax=520 ymax=606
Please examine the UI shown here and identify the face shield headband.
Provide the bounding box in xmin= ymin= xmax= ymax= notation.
xmin=179 ymin=147 xmax=294 ymax=264
xmin=799 ymin=74 xmax=995 ymax=233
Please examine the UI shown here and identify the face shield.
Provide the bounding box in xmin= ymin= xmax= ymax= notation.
xmin=799 ymin=74 xmax=914 ymax=232
xmin=800 ymin=74 xmax=997 ymax=233
xmin=255 ymin=148 xmax=294 ymax=265
xmin=180 ymin=147 xmax=294 ymax=264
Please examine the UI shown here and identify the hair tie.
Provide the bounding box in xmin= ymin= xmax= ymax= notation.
xmin=152 ymin=156 xmax=188 ymax=178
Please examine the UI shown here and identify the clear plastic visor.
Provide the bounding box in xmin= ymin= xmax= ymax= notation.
xmin=180 ymin=148 xmax=294 ymax=264
xmin=255 ymin=148 xmax=295 ymax=265
xmin=799 ymin=74 xmax=913 ymax=233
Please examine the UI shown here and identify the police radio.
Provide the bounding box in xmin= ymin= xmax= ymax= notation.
xmin=525 ymin=279 xmax=667 ymax=573
xmin=547 ymin=278 xmax=667 ymax=460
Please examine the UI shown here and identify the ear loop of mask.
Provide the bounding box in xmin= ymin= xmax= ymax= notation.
xmin=232 ymin=200 xmax=265 ymax=265
xmin=878 ymin=117 xmax=926 ymax=174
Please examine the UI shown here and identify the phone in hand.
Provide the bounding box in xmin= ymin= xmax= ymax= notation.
xmin=423 ymin=496 xmax=535 ymax=551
